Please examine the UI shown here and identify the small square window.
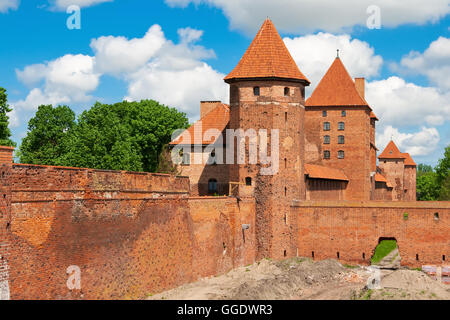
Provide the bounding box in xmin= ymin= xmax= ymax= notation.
xmin=324 ymin=150 xmax=330 ymax=159
xmin=253 ymin=86 xmax=260 ymax=96
xmin=322 ymin=111 xmax=327 ymax=117
xmin=323 ymin=122 xmax=330 ymax=131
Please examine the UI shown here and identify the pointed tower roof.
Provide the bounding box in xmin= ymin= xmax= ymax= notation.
xmin=378 ymin=141 xmax=406 ymax=159
xmin=402 ymin=153 xmax=417 ymax=166
xmin=224 ymin=19 xmax=310 ymax=84
xmin=306 ymin=57 xmax=370 ymax=107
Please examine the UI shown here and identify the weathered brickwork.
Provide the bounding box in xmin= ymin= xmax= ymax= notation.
xmin=2 ymin=163 xmax=255 ymax=300
xmin=294 ymin=201 xmax=450 ymax=268
xmin=304 ymin=106 xmax=372 ymax=200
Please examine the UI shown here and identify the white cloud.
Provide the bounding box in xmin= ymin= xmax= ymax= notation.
xmin=50 ymin=0 xmax=112 ymax=10
xmin=0 ymin=0 xmax=19 ymax=13
xmin=395 ymin=37 xmax=450 ymax=90
xmin=90 ymin=25 xmax=166 ymax=75
xmin=366 ymin=76 xmax=450 ymax=127
xmin=14 ymin=54 xmax=100 ymax=110
xmin=125 ymin=63 xmax=227 ymax=119
xmin=377 ymin=126 xmax=440 ymax=156
xmin=165 ymin=0 xmax=450 ymax=34
xmin=284 ymin=32 xmax=383 ymax=91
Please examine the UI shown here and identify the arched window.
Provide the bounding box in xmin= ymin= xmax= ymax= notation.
xmin=322 ymin=111 xmax=327 ymax=117
xmin=245 ymin=177 xmax=252 ymax=186
xmin=253 ymin=86 xmax=260 ymax=96
xmin=324 ymin=135 xmax=330 ymax=144
xmin=338 ymin=135 xmax=345 ymax=144
xmin=208 ymin=179 xmax=218 ymax=194
xmin=338 ymin=122 xmax=345 ymax=131
xmin=284 ymin=87 xmax=290 ymax=96
xmin=338 ymin=150 xmax=345 ymax=159
xmin=324 ymin=150 xmax=331 ymax=159
xmin=323 ymin=122 xmax=330 ymax=131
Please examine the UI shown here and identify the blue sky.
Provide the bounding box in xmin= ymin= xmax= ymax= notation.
xmin=0 ymin=0 xmax=449 ymax=166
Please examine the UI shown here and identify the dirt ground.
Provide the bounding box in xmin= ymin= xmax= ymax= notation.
xmin=147 ymin=258 xmax=450 ymax=300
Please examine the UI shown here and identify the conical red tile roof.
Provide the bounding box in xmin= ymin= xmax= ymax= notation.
xmin=306 ymin=57 xmax=370 ymax=107
xmin=224 ymin=19 xmax=310 ymax=84
xmin=378 ymin=141 xmax=406 ymax=159
xmin=402 ymin=153 xmax=417 ymax=166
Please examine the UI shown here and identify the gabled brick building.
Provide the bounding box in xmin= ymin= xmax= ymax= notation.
xmin=170 ymin=18 xmax=416 ymax=202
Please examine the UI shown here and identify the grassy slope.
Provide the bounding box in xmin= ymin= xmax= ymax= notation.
xmin=371 ymin=240 xmax=398 ymax=264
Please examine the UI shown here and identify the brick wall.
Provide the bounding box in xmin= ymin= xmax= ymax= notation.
xmin=305 ymin=178 xmax=347 ymax=200
xmin=305 ymin=106 xmax=372 ymax=200
xmin=379 ymin=159 xmax=405 ymax=200
xmin=3 ymin=164 xmax=255 ymax=300
xmin=293 ymin=201 xmax=450 ymax=268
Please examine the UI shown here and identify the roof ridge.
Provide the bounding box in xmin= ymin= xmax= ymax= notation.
xmin=306 ymin=57 xmax=370 ymax=107
xmin=224 ymin=19 xmax=310 ymax=83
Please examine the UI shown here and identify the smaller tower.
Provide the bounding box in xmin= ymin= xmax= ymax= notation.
xmin=378 ymin=140 xmax=406 ymax=201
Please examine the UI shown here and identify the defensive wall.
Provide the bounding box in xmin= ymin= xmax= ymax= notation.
xmin=0 ymin=161 xmax=255 ymax=300
xmin=293 ymin=201 xmax=449 ymax=268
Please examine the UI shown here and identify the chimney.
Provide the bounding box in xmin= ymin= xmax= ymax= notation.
xmin=355 ymin=78 xmax=365 ymax=99
xmin=200 ymin=101 xmax=221 ymax=118
xmin=0 ymin=146 xmax=14 ymax=165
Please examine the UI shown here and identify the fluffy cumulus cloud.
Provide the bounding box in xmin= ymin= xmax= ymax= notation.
xmin=90 ymin=25 xmax=166 ymax=75
xmin=394 ymin=37 xmax=450 ymax=90
xmin=376 ymin=126 xmax=441 ymax=157
xmin=12 ymin=25 xmax=227 ymax=126
xmin=165 ymin=0 xmax=450 ymax=34
xmin=50 ymin=0 xmax=112 ymax=10
xmin=91 ymin=25 xmax=226 ymax=119
xmin=13 ymin=54 xmax=100 ymax=121
xmin=0 ymin=0 xmax=19 ymax=13
xmin=284 ymin=33 xmax=383 ymax=91
xmin=366 ymin=76 xmax=450 ymax=127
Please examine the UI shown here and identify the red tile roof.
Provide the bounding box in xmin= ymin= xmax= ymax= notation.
xmin=370 ymin=111 xmax=379 ymax=121
xmin=224 ymin=19 xmax=310 ymax=84
xmin=304 ymin=164 xmax=349 ymax=181
xmin=402 ymin=153 xmax=417 ymax=166
xmin=170 ymin=103 xmax=230 ymax=146
xmin=375 ymin=173 xmax=388 ymax=183
xmin=306 ymin=57 xmax=370 ymax=107
xmin=378 ymin=140 xmax=406 ymax=159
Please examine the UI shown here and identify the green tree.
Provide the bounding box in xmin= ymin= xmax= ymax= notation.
xmin=417 ymin=164 xmax=433 ymax=177
xmin=435 ymin=146 xmax=450 ymax=200
xmin=0 ymin=87 xmax=16 ymax=147
xmin=416 ymin=171 xmax=440 ymax=201
xmin=19 ymin=105 xmax=76 ymax=165
xmin=61 ymin=100 xmax=189 ymax=172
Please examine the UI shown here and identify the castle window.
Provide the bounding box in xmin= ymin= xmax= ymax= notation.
xmin=284 ymin=87 xmax=290 ymax=96
xmin=284 ymin=158 xmax=287 ymax=169
xmin=245 ymin=177 xmax=252 ymax=186
xmin=285 ymin=112 xmax=288 ymax=123
xmin=208 ymin=179 xmax=218 ymax=194
xmin=323 ymin=122 xmax=330 ymax=131
xmin=338 ymin=122 xmax=345 ymax=131
xmin=253 ymin=86 xmax=260 ymax=96
xmin=182 ymin=151 xmax=190 ymax=165
xmin=342 ymin=110 xmax=346 ymax=117
xmin=338 ymin=150 xmax=345 ymax=159
xmin=324 ymin=135 xmax=330 ymax=144
xmin=338 ymin=135 xmax=345 ymax=144
xmin=324 ymin=150 xmax=331 ymax=159
xmin=322 ymin=111 xmax=327 ymax=117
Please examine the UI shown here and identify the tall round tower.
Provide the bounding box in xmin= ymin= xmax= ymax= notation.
xmin=224 ymin=19 xmax=310 ymax=260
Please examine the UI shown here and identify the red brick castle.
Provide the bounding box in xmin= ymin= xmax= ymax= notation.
xmin=171 ymin=19 xmax=416 ymax=203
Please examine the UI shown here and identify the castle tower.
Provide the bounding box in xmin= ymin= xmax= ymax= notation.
xmin=378 ymin=140 xmax=406 ymax=201
xmin=224 ymin=19 xmax=310 ymax=260
xmin=305 ymin=57 xmax=374 ymax=200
